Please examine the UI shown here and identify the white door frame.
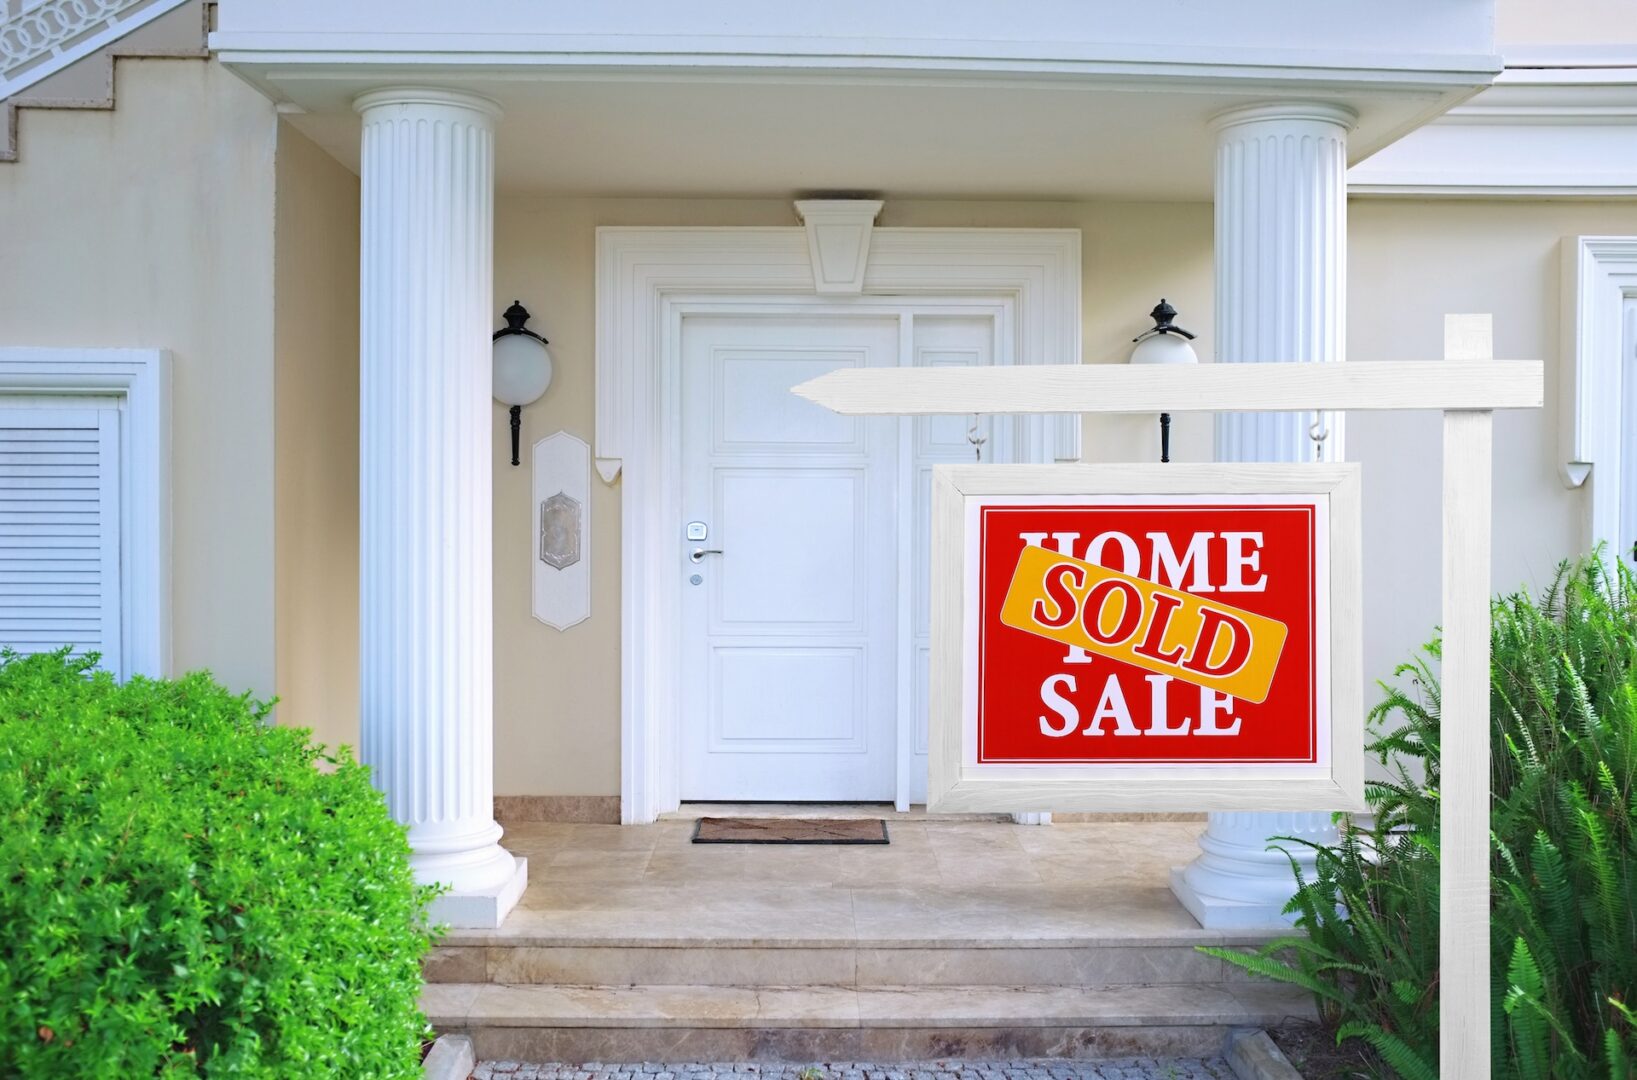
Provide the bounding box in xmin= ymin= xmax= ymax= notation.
xmin=596 ymin=226 xmax=1081 ymax=822
xmin=1561 ymin=235 xmax=1637 ymax=564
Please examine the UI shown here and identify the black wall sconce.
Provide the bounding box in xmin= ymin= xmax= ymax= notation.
xmin=1128 ymin=299 xmax=1199 ymax=463
xmin=492 ymin=301 xmax=554 ymax=466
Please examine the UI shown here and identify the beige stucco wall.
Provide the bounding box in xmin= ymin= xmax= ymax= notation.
xmin=272 ymin=121 xmax=361 ymax=752
xmin=1496 ymin=0 xmax=1637 ymax=46
xmin=1349 ymin=200 xmax=1637 ymax=692
xmin=490 ymin=195 xmax=1637 ymax=798
xmin=0 ymin=58 xmax=278 ymax=699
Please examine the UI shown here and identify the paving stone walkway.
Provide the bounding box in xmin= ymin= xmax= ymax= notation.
xmin=473 ymin=1059 xmax=1236 ymax=1080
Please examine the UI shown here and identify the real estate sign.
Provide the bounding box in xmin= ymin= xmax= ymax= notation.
xmin=797 ymin=354 xmax=1541 ymax=1078
xmin=930 ymin=464 xmax=1363 ymax=813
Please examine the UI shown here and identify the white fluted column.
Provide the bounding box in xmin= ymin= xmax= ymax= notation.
xmin=357 ymin=87 xmax=526 ymax=928
xmin=1170 ymin=102 xmax=1355 ymax=929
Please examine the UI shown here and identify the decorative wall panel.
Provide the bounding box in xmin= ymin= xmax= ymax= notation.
xmin=532 ymin=431 xmax=591 ymax=630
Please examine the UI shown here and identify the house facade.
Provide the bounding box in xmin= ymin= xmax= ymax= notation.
xmin=3 ymin=0 xmax=1636 ymax=928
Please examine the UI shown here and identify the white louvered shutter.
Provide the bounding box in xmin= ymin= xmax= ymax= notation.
xmin=0 ymin=405 xmax=122 ymax=677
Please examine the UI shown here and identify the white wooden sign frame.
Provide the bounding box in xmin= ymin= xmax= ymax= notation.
xmin=929 ymin=462 xmax=1363 ymax=814
xmin=797 ymin=354 xmax=1544 ymax=1080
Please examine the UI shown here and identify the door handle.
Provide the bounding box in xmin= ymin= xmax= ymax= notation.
xmin=689 ymin=548 xmax=724 ymax=563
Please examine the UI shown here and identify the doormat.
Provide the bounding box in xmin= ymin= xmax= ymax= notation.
xmin=691 ymin=817 xmax=889 ymax=845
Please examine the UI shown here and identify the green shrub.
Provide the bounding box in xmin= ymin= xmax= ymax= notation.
xmin=1203 ymin=552 xmax=1637 ymax=1079
xmin=0 ymin=650 xmax=439 ymax=1077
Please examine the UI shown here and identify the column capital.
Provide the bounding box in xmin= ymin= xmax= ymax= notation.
xmin=353 ymin=85 xmax=503 ymax=122
xmin=1211 ymin=101 xmax=1357 ymax=135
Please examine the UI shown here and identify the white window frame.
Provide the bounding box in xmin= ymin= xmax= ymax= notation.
xmin=0 ymin=348 xmax=171 ymax=677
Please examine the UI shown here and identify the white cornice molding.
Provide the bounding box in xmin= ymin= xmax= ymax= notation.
xmin=1350 ymin=183 xmax=1637 ymax=198
xmin=211 ymin=36 xmax=1499 ymax=86
xmin=1441 ymin=73 xmax=1637 ymax=124
xmin=0 ymin=347 xmax=172 ymax=679
xmin=1349 ymin=71 xmax=1637 ymax=197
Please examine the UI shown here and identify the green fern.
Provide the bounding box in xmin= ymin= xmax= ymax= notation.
xmin=1507 ymin=938 xmax=1561 ymax=1078
xmin=1335 ymin=1021 xmax=1439 ymax=1080
xmin=1208 ymin=550 xmax=1637 ymax=1077
xmin=1604 ymin=1027 xmax=1630 ymax=1079
xmin=1197 ymin=944 xmax=1350 ymax=1005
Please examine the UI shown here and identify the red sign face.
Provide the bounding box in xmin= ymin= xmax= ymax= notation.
xmin=974 ymin=500 xmax=1320 ymax=765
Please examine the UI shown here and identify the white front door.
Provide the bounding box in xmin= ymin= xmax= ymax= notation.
xmin=679 ymin=315 xmax=900 ymax=801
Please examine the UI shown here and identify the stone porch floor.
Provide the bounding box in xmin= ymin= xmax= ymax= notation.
xmin=451 ymin=815 xmax=1245 ymax=943
xmin=432 ymin=815 xmax=1297 ymax=957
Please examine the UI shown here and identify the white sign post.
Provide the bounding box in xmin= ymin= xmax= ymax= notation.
xmin=796 ymin=347 xmax=1541 ymax=1080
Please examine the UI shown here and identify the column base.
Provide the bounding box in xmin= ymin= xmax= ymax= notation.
xmin=426 ymin=856 xmax=529 ymax=929
xmin=1168 ymin=864 xmax=1297 ymax=930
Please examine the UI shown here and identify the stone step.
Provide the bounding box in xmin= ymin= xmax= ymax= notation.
xmin=426 ymin=940 xmax=1264 ymax=989
xmin=423 ymin=981 xmax=1315 ymax=1063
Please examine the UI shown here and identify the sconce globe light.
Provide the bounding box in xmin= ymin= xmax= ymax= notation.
xmin=493 ymin=301 xmax=553 ymax=466
xmin=1129 ymin=299 xmax=1198 ymax=463
xmin=1129 ymin=298 xmax=1199 ymax=367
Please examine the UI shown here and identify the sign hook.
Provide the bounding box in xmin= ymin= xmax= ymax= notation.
xmin=967 ymin=415 xmax=988 ymax=462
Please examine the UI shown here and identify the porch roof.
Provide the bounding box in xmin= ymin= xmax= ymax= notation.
xmin=212 ymin=1 xmax=1500 ymax=200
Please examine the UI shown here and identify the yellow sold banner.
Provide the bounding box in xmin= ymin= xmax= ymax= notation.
xmin=998 ymin=544 xmax=1289 ymax=704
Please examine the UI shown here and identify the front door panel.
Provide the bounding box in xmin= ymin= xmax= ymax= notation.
xmin=680 ymin=316 xmax=899 ymax=801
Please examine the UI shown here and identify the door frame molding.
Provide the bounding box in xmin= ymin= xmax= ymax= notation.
xmin=1561 ymin=235 xmax=1637 ymax=562
xmin=596 ymin=226 xmax=1081 ymax=822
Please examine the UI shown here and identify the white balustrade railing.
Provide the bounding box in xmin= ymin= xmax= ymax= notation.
xmin=2 ymin=0 xmax=191 ymax=101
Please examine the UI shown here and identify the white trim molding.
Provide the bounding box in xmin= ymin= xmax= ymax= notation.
xmin=1350 ymin=67 xmax=1637 ymax=197
xmin=596 ymin=225 xmax=1081 ymax=822
xmin=1561 ymin=236 xmax=1637 ymax=559
xmin=0 ymin=347 xmax=171 ymax=678
xmin=210 ymin=7 xmax=1500 ymax=96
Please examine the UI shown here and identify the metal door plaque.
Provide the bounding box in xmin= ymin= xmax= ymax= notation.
xmin=540 ymin=492 xmax=582 ymax=570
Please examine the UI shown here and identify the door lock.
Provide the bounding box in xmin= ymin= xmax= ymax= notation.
xmin=689 ymin=548 xmax=724 ymax=563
